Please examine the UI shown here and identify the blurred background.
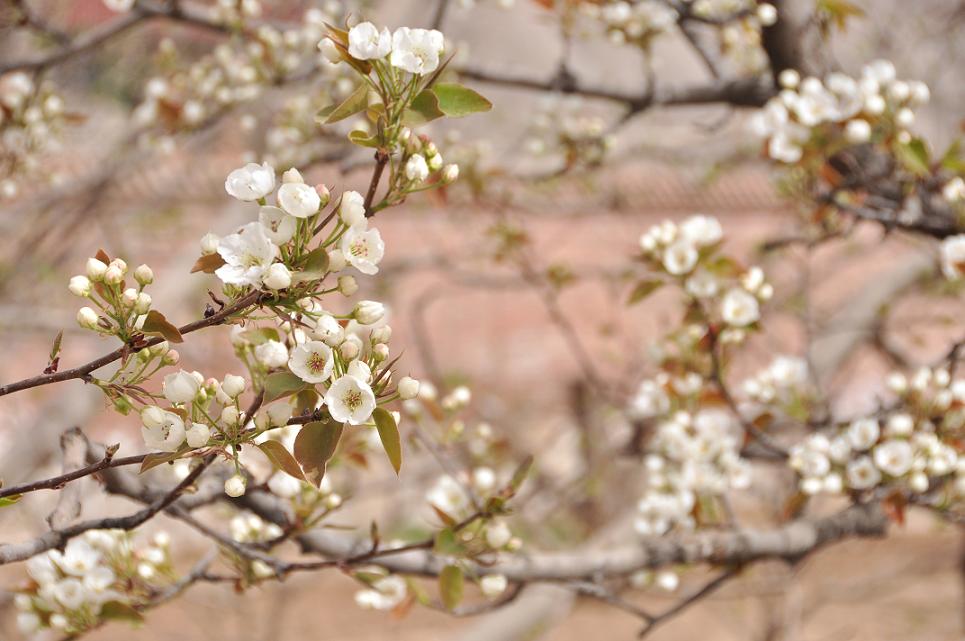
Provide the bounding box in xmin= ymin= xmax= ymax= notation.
xmin=0 ymin=1 xmax=963 ymax=639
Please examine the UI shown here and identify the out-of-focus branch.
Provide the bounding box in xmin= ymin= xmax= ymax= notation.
xmin=0 ymin=453 xmax=214 ymax=565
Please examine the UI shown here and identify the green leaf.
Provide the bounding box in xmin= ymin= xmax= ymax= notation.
xmin=141 ymin=310 xmax=183 ymax=343
xmin=319 ymin=84 xmax=370 ymax=125
xmin=293 ymin=388 xmax=320 ymax=415
xmin=139 ymin=450 xmax=185 ymax=474
xmin=372 ymin=407 xmax=402 ymax=475
xmin=627 ymin=279 xmax=663 ymax=306
xmin=190 ymin=253 xmax=226 ymax=274
xmin=434 ymin=528 xmax=463 ymax=555
xmin=430 ymin=83 xmax=493 ymax=118
xmin=0 ymin=494 xmax=22 ymax=508
xmin=404 ymin=90 xmax=445 ymax=126
xmin=49 ymin=330 xmax=63 ymax=362
xmin=292 ymin=247 xmax=331 ymax=284
xmin=257 ymin=440 xmax=306 ymax=482
xmin=293 ymin=420 xmax=343 ymax=487
xmin=508 ymin=454 xmax=534 ymax=494
xmin=348 ymin=129 xmax=380 ymax=148
xmin=896 ymin=138 xmax=930 ymax=176
xmin=262 ymin=371 xmax=307 ymax=404
xmin=439 ymin=565 xmax=464 ymax=611
xmin=940 ymin=139 xmax=965 ymax=173
xmin=100 ymin=601 xmax=144 ymax=624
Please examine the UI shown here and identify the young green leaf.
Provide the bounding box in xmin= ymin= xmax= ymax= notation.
xmin=257 ymin=440 xmax=306 ymax=482
xmin=141 ymin=310 xmax=184 ymax=343
xmin=319 ymin=84 xmax=370 ymax=125
xmin=293 ymin=420 xmax=343 ymax=487
xmin=431 ymin=83 xmax=493 ymax=118
xmin=627 ymin=279 xmax=663 ymax=305
xmin=439 ymin=565 xmax=464 ymax=611
xmin=262 ymin=371 xmax=307 ymax=404
xmin=292 ymin=246 xmax=331 ymax=283
xmin=100 ymin=601 xmax=145 ymax=623
xmin=404 ymin=90 xmax=445 ymax=125
xmin=0 ymin=494 xmax=22 ymax=508
xmin=139 ymin=450 xmax=184 ymax=474
xmin=373 ymin=407 xmax=402 ymax=474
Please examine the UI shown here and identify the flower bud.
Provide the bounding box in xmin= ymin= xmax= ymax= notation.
xmin=221 ymin=406 xmax=240 ymax=425
xmin=104 ymin=264 xmax=124 ymax=285
xmin=339 ymin=339 xmax=360 ymax=360
xmin=427 ymin=153 xmax=443 ymax=171
xmin=185 ymin=422 xmax=211 ymax=448
xmin=442 ymin=164 xmax=459 ymax=183
xmin=327 ymin=249 xmax=347 ymax=272
xmin=222 ymin=374 xmax=246 ymax=398
xmin=316 ymin=184 xmax=331 ymax=208
xmin=69 ymin=275 xmax=91 ymax=297
xmin=353 ymin=300 xmax=384 ymax=325
xmin=372 ymin=343 xmax=389 ymax=362
xmin=480 ymin=574 xmax=508 ymax=598
xmin=398 ymin=376 xmax=420 ymax=400
xmin=262 ymin=263 xmax=292 ymax=290
xmin=135 ymin=292 xmax=152 ymax=314
xmin=134 ymin=264 xmax=154 ymax=285
xmin=224 ymin=474 xmax=247 ymax=497
xmin=339 ymin=190 xmax=366 ymax=227
xmin=337 ymin=275 xmax=358 ymax=296
xmin=319 ymin=37 xmax=341 ymax=64
xmin=163 ymin=349 xmax=180 ymax=365
xmin=484 ymin=521 xmax=511 ymax=549
xmin=370 ymin=325 xmax=391 ymax=344
xmin=200 ymin=232 xmax=220 ymax=255
xmin=86 ymin=258 xmax=108 ymax=281
xmin=122 ymin=288 xmax=138 ymax=307
xmin=282 ymin=167 xmax=304 ymax=184
xmin=77 ymin=306 xmax=99 ymax=329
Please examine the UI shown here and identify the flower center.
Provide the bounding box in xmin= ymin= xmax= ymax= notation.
xmin=308 ymin=352 xmax=326 ymax=373
xmin=341 ymin=388 xmax=363 ymax=411
xmin=349 ymin=240 xmax=368 ymax=258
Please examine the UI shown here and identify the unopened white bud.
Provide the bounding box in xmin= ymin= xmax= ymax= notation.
xmin=370 ymin=325 xmax=391 ymax=344
xmin=134 ymin=264 xmax=154 ymax=285
xmin=353 ymin=300 xmax=384 ymax=325
xmin=186 ymin=422 xmax=211 ymax=448
xmin=338 ymin=275 xmax=358 ymax=296
xmin=282 ymin=167 xmax=304 ymax=183
xmin=86 ymin=258 xmax=108 ymax=281
xmin=200 ymin=232 xmax=220 ymax=255
xmin=442 ymin=164 xmax=459 ymax=183
xmin=398 ymin=376 xmax=420 ymax=400
xmin=222 ymin=374 xmax=246 ymax=398
xmin=262 ymin=263 xmax=292 ymax=290
xmin=372 ymin=343 xmax=389 ymax=362
xmin=327 ymin=249 xmax=347 ymax=272
xmin=104 ymin=264 xmax=124 ymax=285
xmin=221 ymin=406 xmax=240 ymax=425
xmin=135 ymin=292 xmax=152 ymax=314
xmin=69 ymin=275 xmax=91 ymax=297
xmin=339 ymin=339 xmax=360 ymax=360
xmin=224 ymin=474 xmax=247 ymax=497
xmin=77 ymin=307 xmax=99 ymax=329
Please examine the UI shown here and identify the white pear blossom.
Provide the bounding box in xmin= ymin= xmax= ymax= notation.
xmin=259 ymin=206 xmax=297 ymax=244
xmin=339 ymin=190 xmax=366 ymax=227
xmin=720 ymin=288 xmax=760 ymax=327
xmin=662 ymin=239 xmax=698 ymax=275
xmin=873 ymin=440 xmax=913 ymax=477
xmin=224 ymin=162 xmax=275 ymax=201
xmin=255 ymin=339 xmax=289 ymax=369
xmin=340 ymin=227 xmax=385 ymax=275
xmin=215 ymin=222 xmax=279 ymax=286
xmin=678 ymin=214 xmax=722 ymax=246
xmin=405 ymin=154 xmax=430 ymax=182
xmin=277 ymin=182 xmax=321 ymax=218
xmin=141 ymin=407 xmax=186 ymax=452
xmin=268 ymin=470 xmax=303 ymax=498
xmin=289 ymin=340 xmax=335 ymax=383
xmin=347 ymin=22 xmax=391 ymax=60
xmin=162 ymin=370 xmax=200 ymax=404
xmin=848 ymin=418 xmax=880 ymax=451
xmin=847 ymin=456 xmax=881 ymax=489
xmin=398 ymin=376 xmax=420 ymax=400
xmin=390 ymin=27 xmax=445 ymax=75
xmin=325 ymin=374 xmax=376 ymax=425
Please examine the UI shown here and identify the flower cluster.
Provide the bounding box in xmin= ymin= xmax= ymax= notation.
xmin=523 ymin=95 xmax=612 ymax=170
xmin=637 ymin=214 xmax=771 ymax=338
xmin=15 ymin=531 xmax=175 ymax=636
xmin=71 ymin=256 xmax=156 ymax=338
xmin=0 ymin=72 xmax=69 ymax=199
xmin=750 ymin=60 xmax=930 ymax=163
xmin=583 ymin=1 xmax=679 ymax=47
xmin=739 ymin=355 xmax=814 ymax=419
xmin=789 ymin=367 xmax=964 ymax=498
xmin=133 ymin=5 xmax=342 ymax=143
xmin=634 ymin=409 xmax=751 ymax=536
